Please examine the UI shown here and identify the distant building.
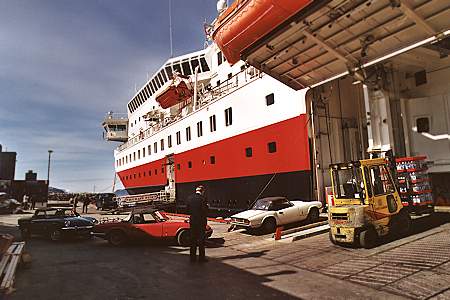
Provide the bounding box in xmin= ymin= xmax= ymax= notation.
xmin=0 ymin=145 xmax=16 ymax=181
xmin=0 ymin=145 xmax=48 ymax=203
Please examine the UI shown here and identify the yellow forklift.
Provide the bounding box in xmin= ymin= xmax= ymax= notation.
xmin=328 ymin=158 xmax=411 ymax=248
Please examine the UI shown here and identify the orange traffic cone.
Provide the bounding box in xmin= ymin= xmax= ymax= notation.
xmin=274 ymin=226 xmax=283 ymax=240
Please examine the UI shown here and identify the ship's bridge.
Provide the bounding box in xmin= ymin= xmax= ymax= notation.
xmin=102 ymin=112 xmax=128 ymax=142
xmin=127 ymin=49 xmax=212 ymax=115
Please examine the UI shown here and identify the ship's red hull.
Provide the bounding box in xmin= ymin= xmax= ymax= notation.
xmin=117 ymin=115 xmax=311 ymax=211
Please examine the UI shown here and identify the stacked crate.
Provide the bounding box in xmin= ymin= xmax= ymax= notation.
xmin=395 ymin=156 xmax=433 ymax=211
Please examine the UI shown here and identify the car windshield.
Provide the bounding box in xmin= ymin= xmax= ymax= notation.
xmin=251 ymin=199 xmax=272 ymax=210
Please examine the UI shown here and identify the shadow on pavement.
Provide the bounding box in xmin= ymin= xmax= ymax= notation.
xmin=221 ymin=250 xmax=270 ymax=260
xmin=4 ymin=224 xmax=299 ymax=300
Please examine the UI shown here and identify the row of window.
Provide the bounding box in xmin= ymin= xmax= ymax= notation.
xmin=116 ymin=107 xmax=231 ymax=167
xmin=120 ymin=92 xmax=277 ymax=167
xmin=128 ymin=55 xmax=211 ymax=113
xmin=121 ymin=142 xmax=278 ymax=181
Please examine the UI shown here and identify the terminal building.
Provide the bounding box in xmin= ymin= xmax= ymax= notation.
xmin=212 ymin=0 xmax=450 ymax=207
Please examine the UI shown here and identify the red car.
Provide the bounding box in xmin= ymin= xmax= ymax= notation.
xmin=93 ymin=209 xmax=213 ymax=246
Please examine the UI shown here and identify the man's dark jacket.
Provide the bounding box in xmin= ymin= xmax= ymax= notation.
xmin=186 ymin=193 xmax=208 ymax=227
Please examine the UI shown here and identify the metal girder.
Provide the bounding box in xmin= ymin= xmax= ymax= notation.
xmin=303 ymin=30 xmax=357 ymax=65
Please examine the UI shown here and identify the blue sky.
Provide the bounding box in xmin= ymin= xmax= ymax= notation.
xmin=0 ymin=0 xmax=217 ymax=192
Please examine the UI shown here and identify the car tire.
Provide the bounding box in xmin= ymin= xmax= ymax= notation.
xmin=49 ymin=229 xmax=62 ymax=241
xmin=20 ymin=227 xmax=30 ymax=240
xmin=108 ymin=230 xmax=127 ymax=246
xmin=261 ymin=218 xmax=277 ymax=234
xmin=177 ymin=230 xmax=191 ymax=247
xmin=359 ymin=227 xmax=378 ymax=249
xmin=307 ymin=207 xmax=320 ymax=223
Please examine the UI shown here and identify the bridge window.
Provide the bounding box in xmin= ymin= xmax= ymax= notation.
xmin=154 ymin=142 xmax=158 ymax=153
xmin=182 ymin=61 xmax=192 ymax=76
xmin=138 ymin=150 xmax=140 ymax=160
xmin=200 ymin=57 xmax=210 ymax=72
xmin=133 ymin=152 xmax=136 ymax=161
xmin=168 ymin=135 xmax=172 ymax=148
xmin=160 ymin=139 xmax=165 ymax=151
xmin=173 ymin=63 xmax=181 ymax=74
xmin=191 ymin=59 xmax=200 ymax=73
xmin=142 ymin=147 xmax=145 ymax=158
xmin=165 ymin=66 xmax=173 ymax=80
xmin=160 ymin=70 xmax=167 ymax=82
xmin=148 ymin=145 xmax=151 ymax=155
xmin=157 ymin=73 xmax=164 ymax=86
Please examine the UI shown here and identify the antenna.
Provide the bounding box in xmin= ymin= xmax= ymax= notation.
xmin=169 ymin=0 xmax=173 ymax=58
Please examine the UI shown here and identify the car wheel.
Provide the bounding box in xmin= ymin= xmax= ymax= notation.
xmin=261 ymin=218 xmax=277 ymax=234
xmin=49 ymin=229 xmax=62 ymax=241
xmin=20 ymin=227 xmax=30 ymax=240
xmin=307 ymin=207 xmax=320 ymax=223
xmin=177 ymin=230 xmax=191 ymax=247
xmin=359 ymin=227 xmax=378 ymax=249
xmin=108 ymin=230 xmax=127 ymax=246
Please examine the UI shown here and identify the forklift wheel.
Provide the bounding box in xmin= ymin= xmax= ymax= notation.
xmin=390 ymin=210 xmax=411 ymax=238
xmin=359 ymin=228 xmax=377 ymax=249
xmin=329 ymin=231 xmax=337 ymax=245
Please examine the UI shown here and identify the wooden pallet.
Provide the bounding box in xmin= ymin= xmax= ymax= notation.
xmin=0 ymin=242 xmax=25 ymax=293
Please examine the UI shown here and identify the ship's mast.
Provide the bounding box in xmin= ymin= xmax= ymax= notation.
xmin=169 ymin=0 xmax=173 ymax=58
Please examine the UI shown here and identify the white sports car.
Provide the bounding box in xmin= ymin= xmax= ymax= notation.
xmin=230 ymin=197 xmax=322 ymax=233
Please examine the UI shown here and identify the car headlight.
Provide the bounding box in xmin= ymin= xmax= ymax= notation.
xmin=64 ymin=220 xmax=71 ymax=227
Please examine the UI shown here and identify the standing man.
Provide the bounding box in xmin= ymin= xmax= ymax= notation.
xmin=30 ymin=195 xmax=36 ymax=210
xmin=73 ymin=194 xmax=79 ymax=213
xmin=22 ymin=194 xmax=29 ymax=210
xmin=82 ymin=195 xmax=90 ymax=213
xmin=186 ymin=185 xmax=208 ymax=263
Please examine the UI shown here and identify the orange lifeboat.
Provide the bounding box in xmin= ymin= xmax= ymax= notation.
xmin=212 ymin=0 xmax=313 ymax=65
xmin=155 ymin=73 xmax=193 ymax=109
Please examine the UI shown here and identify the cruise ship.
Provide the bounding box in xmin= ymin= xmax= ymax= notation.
xmin=103 ymin=6 xmax=312 ymax=214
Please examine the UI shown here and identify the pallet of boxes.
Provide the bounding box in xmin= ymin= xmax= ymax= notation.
xmin=0 ymin=234 xmax=26 ymax=294
xmin=395 ymin=156 xmax=434 ymax=214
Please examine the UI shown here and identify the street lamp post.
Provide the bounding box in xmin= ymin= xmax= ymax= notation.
xmin=47 ymin=150 xmax=53 ymax=188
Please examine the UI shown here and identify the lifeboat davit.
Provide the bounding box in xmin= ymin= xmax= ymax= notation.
xmin=212 ymin=0 xmax=313 ymax=65
xmin=156 ymin=73 xmax=193 ymax=109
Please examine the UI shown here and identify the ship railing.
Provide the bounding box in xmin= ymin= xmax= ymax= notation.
xmin=117 ymin=66 xmax=261 ymax=152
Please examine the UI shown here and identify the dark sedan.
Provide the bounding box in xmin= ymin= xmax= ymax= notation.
xmin=18 ymin=208 xmax=97 ymax=241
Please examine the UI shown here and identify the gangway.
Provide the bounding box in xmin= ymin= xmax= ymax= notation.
xmin=115 ymin=190 xmax=175 ymax=210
